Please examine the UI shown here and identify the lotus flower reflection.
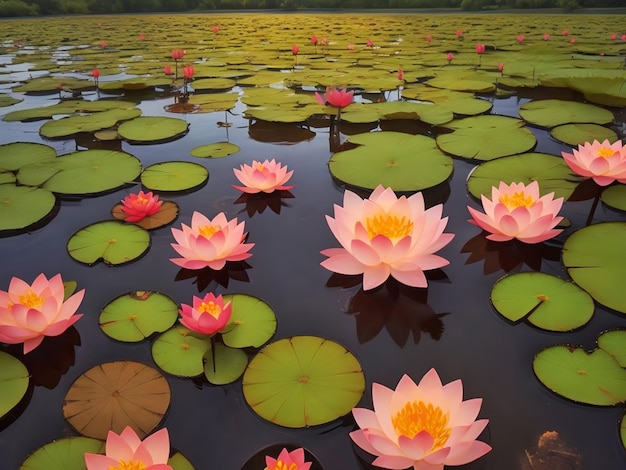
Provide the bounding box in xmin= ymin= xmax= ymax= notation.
xmin=0 ymin=273 xmax=84 ymax=354
xmin=350 ymin=369 xmax=491 ymax=470
xmin=84 ymin=426 xmax=172 ymax=470
xmin=233 ymin=159 xmax=294 ymax=194
xmin=170 ymin=211 xmax=254 ymax=270
xmin=561 ymin=139 xmax=626 ymax=186
xmin=467 ymin=181 xmax=563 ymax=244
xmin=121 ymin=190 xmax=163 ymax=222
xmin=321 ymin=185 xmax=454 ymax=290
xmin=265 ymin=447 xmax=312 ymax=470
xmin=179 ymin=292 xmax=232 ymax=336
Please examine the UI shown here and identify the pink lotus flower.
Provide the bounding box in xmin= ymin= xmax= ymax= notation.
xmin=292 ymin=44 xmax=299 ymax=55
xmin=562 ymin=29 xmax=569 ymax=36
xmin=543 ymin=33 xmax=550 ymax=41
xmin=397 ymin=68 xmax=403 ymax=80
xmin=315 ymin=87 xmax=354 ymax=109
xmin=84 ymin=426 xmax=172 ymax=470
xmin=367 ymin=39 xmax=374 ymax=47
xmin=311 ymin=34 xmax=318 ymax=46
xmin=320 ymin=37 xmax=328 ymax=46
xmin=350 ymin=369 xmax=491 ymax=470
xmin=100 ymin=40 xmax=106 ymax=49
xmin=171 ymin=49 xmax=185 ymax=60
xmin=120 ymin=190 xmax=162 ymax=222
xmin=517 ymin=34 xmax=525 ymax=43
xmin=233 ymin=159 xmax=294 ymax=194
xmin=265 ymin=447 xmax=312 ymax=470
xmin=164 ymin=65 xmax=172 ymax=75
xmin=446 ymin=52 xmax=453 ymax=63
xmin=569 ymin=38 xmax=576 ymax=44
xmin=498 ymin=62 xmax=504 ymax=72
xmin=611 ymin=33 xmax=617 ymax=41
xmin=348 ymin=44 xmax=355 ymax=50
xmin=622 ymin=34 xmax=626 ymax=41
xmin=561 ymin=139 xmax=626 ymax=186
xmin=178 ymin=292 xmax=231 ymax=336
xmin=0 ymin=273 xmax=84 ymax=354
xmin=183 ymin=65 xmax=194 ymax=79
xmin=475 ymin=43 xmax=485 ymax=54
xmin=212 ymin=25 xmax=220 ymax=33
xmin=170 ymin=211 xmax=254 ymax=271
xmin=426 ymin=34 xmax=432 ymax=43
xmin=139 ymin=34 xmax=145 ymax=41
xmin=455 ymin=29 xmax=463 ymax=38
xmin=467 ymin=181 xmax=564 ymax=244
xmin=321 ymin=185 xmax=454 ymax=290
xmin=92 ymin=69 xmax=100 ymax=78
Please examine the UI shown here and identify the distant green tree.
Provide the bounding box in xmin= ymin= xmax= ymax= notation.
xmin=0 ymin=0 xmax=39 ymax=16
xmin=461 ymin=0 xmax=486 ymax=10
xmin=559 ymin=0 xmax=580 ymax=10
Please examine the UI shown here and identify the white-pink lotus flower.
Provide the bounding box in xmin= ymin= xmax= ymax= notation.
xmin=232 ymin=158 xmax=294 ymax=194
xmin=350 ymin=369 xmax=491 ymax=470
xmin=170 ymin=211 xmax=254 ymax=270
xmin=320 ymin=185 xmax=454 ymax=290
xmin=0 ymin=273 xmax=84 ymax=354
xmin=561 ymin=139 xmax=626 ymax=186
xmin=467 ymin=181 xmax=563 ymax=244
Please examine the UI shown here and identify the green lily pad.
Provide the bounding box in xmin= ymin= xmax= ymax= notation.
xmin=111 ymin=200 xmax=179 ymax=230
xmin=491 ymin=272 xmax=594 ymax=332
xmin=0 ymin=96 xmax=21 ymax=108
xmin=0 ymin=184 xmax=56 ymax=231
xmin=0 ymin=142 xmax=57 ymax=171
xmin=519 ymin=99 xmax=615 ymax=128
xmin=203 ymin=343 xmax=248 ymax=385
xmin=0 ymin=351 xmax=29 ymax=419
xmin=437 ymin=115 xmax=536 ymax=161
xmin=562 ymin=222 xmax=626 ymax=314
xmin=141 ymin=162 xmax=208 ymax=192
xmin=67 ymin=220 xmax=150 ymax=266
xmin=118 ymin=116 xmax=189 ymax=144
xmin=621 ymin=412 xmax=626 ymax=453
xmin=168 ymin=452 xmax=195 ymax=470
xmin=99 ymin=291 xmax=179 ymax=342
xmin=221 ymin=294 xmax=277 ymax=349
xmin=533 ymin=345 xmax=626 ymax=406
xmin=0 ymin=173 xmax=15 ymax=184
xmin=39 ymin=108 xmax=141 ymax=139
xmin=597 ymin=330 xmax=626 ymax=367
xmin=601 ymin=185 xmax=626 ymax=212
xmin=243 ymin=336 xmax=365 ymax=428
xmin=190 ymin=142 xmax=240 ymax=158
xmin=3 ymin=100 xmax=138 ymax=123
xmin=190 ymin=77 xmax=236 ymax=91
xmin=151 ymin=325 xmax=212 ymax=377
xmin=329 ymin=131 xmax=453 ymax=192
xmin=467 ymin=152 xmax=580 ymax=201
xmin=550 ymin=123 xmax=618 ymax=146
xmin=18 ymin=437 xmax=105 ymax=470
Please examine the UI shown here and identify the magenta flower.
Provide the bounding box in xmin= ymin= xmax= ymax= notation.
xmin=265 ymin=447 xmax=312 ymax=470
xmin=315 ymin=87 xmax=353 ymax=109
xmin=120 ymin=191 xmax=162 ymax=223
xmin=446 ymin=52 xmax=453 ymax=63
xmin=475 ymin=43 xmax=485 ymax=54
xmin=561 ymin=139 xmax=626 ymax=186
xmin=178 ymin=292 xmax=231 ymax=336
xmin=233 ymin=159 xmax=294 ymax=194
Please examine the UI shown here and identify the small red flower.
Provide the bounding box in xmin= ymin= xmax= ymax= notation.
xmin=292 ymin=44 xmax=299 ymax=55
xmin=92 ymin=69 xmax=100 ymax=78
xmin=183 ymin=65 xmax=194 ymax=79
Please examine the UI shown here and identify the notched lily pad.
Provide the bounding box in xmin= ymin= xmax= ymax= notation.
xmin=550 ymin=123 xmax=617 ymax=147
xmin=141 ymin=162 xmax=208 ymax=192
xmin=0 ymin=351 xmax=29 ymax=419
xmin=600 ymin=185 xmax=626 ymax=212
xmin=519 ymin=99 xmax=614 ymax=128
xmin=221 ymin=294 xmax=277 ymax=349
xmin=190 ymin=142 xmax=240 ymax=158
xmin=0 ymin=184 xmax=56 ymax=232
xmin=18 ymin=437 xmax=105 ymax=470
xmin=597 ymin=329 xmax=626 ymax=368
xmin=118 ymin=116 xmax=189 ymax=144
xmin=203 ymin=343 xmax=248 ymax=385
xmin=151 ymin=325 xmax=212 ymax=378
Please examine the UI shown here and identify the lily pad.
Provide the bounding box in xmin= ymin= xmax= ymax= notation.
xmin=597 ymin=330 xmax=626 ymax=367
xmin=203 ymin=343 xmax=248 ymax=385
xmin=533 ymin=345 xmax=626 ymax=406
xmin=18 ymin=437 xmax=105 ymax=470
xmin=242 ymin=336 xmax=365 ymax=428
xmin=141 ymin=162 xmax=208 ymax=192
xmin=67 ymin=220 xmax=150 ymax=266
xmin=221 ymin=294 xmax=277 ymax=349
xmin=111 ymin=200 xmax=179 ymax=230
xmin=550 ymin=123 xmax=618 ymax=146
xmin=118 ymin=116 xmax=189 ymax=144
xmin=601 ymin=185 xmax=626 ymax=212
xmin=519 ymin=99 xmax=615 ymax=128
xmin=39 ymin=108 xmax=141 ymax=139
xmin=329 ymin=131 xmax=453 ymax=192
xmin=63 ymin=361 xmax=171 ymax=439
xmin=0 ymin=184 xmax=56 ymax=231
xmin=562 ymin=222 xmax=626 ymax=314
xmin=0 ymin=142 xmax=57 ymax=171
xmin=490 ymin=272 xmax=594 ymax=332
xmin=189 ymin=77 xmax=236 ymax=91
xmin=151 ymin=325 xmax=212 ymax=377
xmin=2 ymin=100 xmax=138 ymax=123
xmin=621 ymin=412 xmax=626 ymax=453
xmin=99 ymin=291 xmax=179 ymax=342
xmin=0 ymin=351 xmax=29 ymax=419
xmin=190 ymin=142 xmax=240 ymax=158
xmin=168 ymin=452 xmax=195 ymax=470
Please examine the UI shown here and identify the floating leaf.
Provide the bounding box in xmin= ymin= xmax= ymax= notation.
xmin=118 ymin=116 xmax=189 ymax=144
xmin=601 ymin=185 xmax=626 ymax=212
xmin=67 ymin=220 xmax=150 ymax=266
xmin=151 ymin=325 xmax=212 ymax=377
xmin=0 ymin=351 xmax=29 ymax=419
xmin=111 ymin=200 xmax=179 ymax=230
xmin=39 ymin=108 xmax=141 ymax=139
xmin=141 ymin=162 xmax=208 ymax=192
xmin=597 ymin=329 xmax=626 ymax=367
xmin=18 ymin=437 xmax=105 ymax=470
xmin=168 ymin=452 xmax=195 ymax=470
xmin=243 ymin=336 xmax=365 ymax=428
xmin=190 ymin=77 xmax=236 ymax=91
xmin=519 ymin=99 xmax=614 ymax=128
xmin=63 ymin=361 xmax=171 ymax=439
xmin=0 ymin=184 xmax=56 ymax=231
xmin=221 ymin=294 xmax=277 ymax=348
xmin=3 ymin=100 xmax=138 ymax=122
xmin=550 ymin=123 xmax=618 ymax=146
xmin=190 ymin=142 xmax=240 ymax=158
xmin=0 ymin=142 xmax=56 ymax=171
xmin=203 ymin=343 xmax=248 ymax=385
xmin=99 ymin=291 xmax=179 ymax=342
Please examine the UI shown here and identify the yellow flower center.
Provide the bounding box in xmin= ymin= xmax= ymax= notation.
xmin=108 ymin=460 xmax=146 ymax=470
xmin=198 ymin=224 xmax=220 ymax=239
xmin=197 ymin=300 xmax=222 ymax=319
xmin=365 ymin=213 xmax=413 ymax=240
xmin=391 ymin=400 xmax=451 ymax=451
xmin=274 ymin=461 xmax=298 ymax=470
xmin=253 ymin=162 xmax=265 ymax=171
xmin=498 ymin=191 xmax=535 ymax=210
xmin=137 ymin=196 xmax=148 ymax=205
xmin=596 ymin=147 xmax=615 ymax=158
xmin=18 ymin=290 xmax=45 ymax=309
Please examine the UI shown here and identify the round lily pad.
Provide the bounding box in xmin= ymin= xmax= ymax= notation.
xmin=151 ymin=325 xmax=212 ymax=377
xmin=519 ymin=99 xmax=614 ymax=128
xmin=601 ymin=185 xmax=626 ymax=212
xmin=597 ymin=329 xmax=626 ymax=367
xmin=99 ymin=291 xmax=179 ymax=342
xmin=63 ymin=361 xmax=171 ymax=439
xmin=203 ymin=343 xmax=248 ymax=385
xmin=112 ymin=200 xmax=180 ymax=230
xmin=467 ymin=152 xmax=580 ymax=201
xmin=141 ymin=162 xmax=208 ymax=192
xmin=67 ymin=220 xmax=150 ymax=266
xmin=0 ymin=351 xmax=29 ymax=419
xmin=533 ymin=345 xmax=626 ymax=406
xmin=0 ymin=184 xmax=56 ymax=231
xmin=118 ymin=116 xmax=189 ymax=144
xmin=491 ymin=272 xmax=594 ymax=331
xmin=562 ymin=222 xmax=626 ymax=314
xmin=221 ymin=294 xmax=277 ymax=348
xmin=190 ymin=142 xmax=240 ymax=158
xmin=243 ymin=336 xmax=365 ymax=428
xmin=550 ymin=123 xmax=618 ymax=146
xmin=39 ymin=108 xmax=142 ymax=139
xmin=189 ymin=77 xmax=236 ymax=91
xmin=329 ymin=131 xmax=453 ymax=192
xmin=0 ymin=142 xmax=56 ymax=171
xmin=18 ymin=437 xmax=105 ymax=470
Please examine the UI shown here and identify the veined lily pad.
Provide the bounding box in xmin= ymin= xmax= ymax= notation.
xmin=597 ymin=330 xmax=626 ymax=368
xmin=118 ymin=116 xmax=189 ymax=144
xmin=550 ymin=123 xmax=617 ymax=146
xmin=0 ymin=351 xmax=29 ymax=419
xmin=18 ymin=437 xmax=105 ymax=470
xmin=490 ymin=272 xmax=594 ymax=332
xmin=190 ymin=142 xmax=240 ymax=158
xmin=99 ymin=291 xmax=179 ymax=342
xmin=67 ymin=220 xmax=150 ymax=266
xmin=533 ymin=345 xmax=626 ymax=406
xmin=0 ymin=184 xmax=56 ymax=231
xmin=519 ymin=99 xmax=614 ymax=128
xmin=221 ymin=294 xmax=277 ymax=348
xmin=0 ymin=142 xmax=56 ymax=171
xmin=601 ymin=185 xmax=626 ymax=212
xmin=203 ymin=343 xmax=248 ymax=385
xmin=112 ymin=200 xmax=179 ymax=230
xmin=63 ymin=361 xmax=171 ymax=439
xmin=562 ymin=222 xmax=626 ymax=314
xmin=151 ymin=325 xmax=212 ymax=377
xmin=39 ymin=108 xmax=141 ymax=139
xmin=329 ymin=131 xmax=453 ymax=192
xmin=141 ymin=162 xmax=208 ymax=192
xmin=242 ymin=336 xmax=365 ymax=428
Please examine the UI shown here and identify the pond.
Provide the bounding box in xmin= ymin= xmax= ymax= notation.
xmin=1 ymin=11 xmax=625 ymax=470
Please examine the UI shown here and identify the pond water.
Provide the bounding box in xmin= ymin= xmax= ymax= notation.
xmin=1 ymin=12 xmax=625 ymax=470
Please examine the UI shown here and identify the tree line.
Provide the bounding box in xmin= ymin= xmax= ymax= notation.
xmin=0 ymin=0 xmax=623 ymax=17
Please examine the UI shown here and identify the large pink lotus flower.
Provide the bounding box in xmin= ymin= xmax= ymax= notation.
xmin=467 ymin=181 xmax=564 ymax=244
xmin=315 ymin=87 xmax=354 ymax=109
xmin=121 ymin=190 xmax=162 ymax=222
xmin=178 ymin=292 xmax=231 ymax=336
xmin=170 ymin=211 xmax=254 ymax=270
xmin=320 ymin=185 xmax=454 ymax=291
xmin=561 ymin=139 xmax=626 ymax=186
xmin=350 ymin=369 xmax=491 ymax=470
xmin=0 ymin=273 xmax=84 ymax=354
xmin=265 ymin=447 xmax=312 ymax=470
xmin=84 ymin=426 xmax=172 ymax=470
xmin=233 ymin=159 xmax=294 ymax=194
